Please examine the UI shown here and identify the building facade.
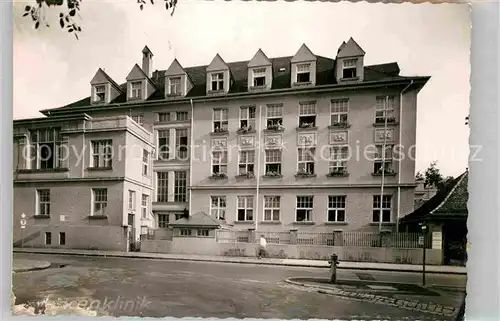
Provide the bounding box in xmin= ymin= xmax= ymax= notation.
xmin=13 ymin=38 xmax=430 ymax=249
xmin=13 ymin=115 xmax=154 ymax=250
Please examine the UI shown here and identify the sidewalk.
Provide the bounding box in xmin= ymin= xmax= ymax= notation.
xmin=13 ymin=247 xmax=467 ymax=275
xmin=13 ymin=259 xmax=51 ymax=273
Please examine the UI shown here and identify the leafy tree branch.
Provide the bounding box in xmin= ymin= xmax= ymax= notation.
xmin=22 ymin=0 xmax=178 ymax=39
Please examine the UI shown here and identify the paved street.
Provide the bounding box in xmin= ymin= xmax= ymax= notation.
xmin=12 ymin=253 xmax=465 ymax=319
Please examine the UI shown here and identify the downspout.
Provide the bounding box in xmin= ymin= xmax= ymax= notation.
xmin=189 ymin=99 xmax=194 ymax=216
xmin=82 ymin=119 xmax=86 ymax=178
xmin=397 ymin=80 xmax=414 ymax=233
xmin=255 ymin=105 xmax=263 ymax=232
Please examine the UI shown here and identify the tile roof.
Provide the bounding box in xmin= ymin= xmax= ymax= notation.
xmin=169 ymin=211 xmax=222 ymax=228
xmin=400 ymin=171 xmax=468 ymax=224
xmin=44 ymin=54 xmax=416 ymax=113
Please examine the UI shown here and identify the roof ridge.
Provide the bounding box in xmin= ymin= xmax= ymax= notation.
xmin=430 ymin=171 xmax=468 ymax=215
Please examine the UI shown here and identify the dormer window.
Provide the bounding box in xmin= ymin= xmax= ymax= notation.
xmin=169 ymin=77 xmax=181 ymax=95
xmin=296 ymin=64 xmax=311 ymax=83
xmin=342 ymin=59 xmax=358 ymax=79
xmin=253 ymin=68 xmax=266 ymax=87
xmin=211 ymin=73 xmax=224 ymax=91
xmin=94 ymin=85 xmax=106 ymax=103
xmin=130 ymin=81 xmax=143 ymax=100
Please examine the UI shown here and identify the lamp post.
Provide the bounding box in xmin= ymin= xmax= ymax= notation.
xmin=420 ymin=223 xmax=427 ymax=286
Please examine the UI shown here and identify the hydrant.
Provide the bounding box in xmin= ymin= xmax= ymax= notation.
xmin=328 ymin=254 xmax=339 ymax=284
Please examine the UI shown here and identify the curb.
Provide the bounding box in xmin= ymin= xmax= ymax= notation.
xmin=283 ymin=277 xmax=460 ymax=318
xmin=13 ymin=262 xmax=51 ymax=273
xmin=13 ymin=249 xmax=467 ymax=275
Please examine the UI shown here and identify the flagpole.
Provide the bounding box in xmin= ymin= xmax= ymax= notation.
xmin=255 ymin=105 xmax=262 ymax=234
xmin=379 ymin=95 xmax=389 ymax=232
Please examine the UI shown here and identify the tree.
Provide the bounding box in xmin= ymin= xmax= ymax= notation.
xmin=423 ymin=161 xmax=450 ymax=191
xmin=415 ymin=171 xmax=424 ymax=180
xmin=22 ymin=0 xmax=178 ymax=39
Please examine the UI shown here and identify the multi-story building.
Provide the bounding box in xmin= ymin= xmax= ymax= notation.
xmin=13 ymin=115 xmax=154 ymax=250
xmin=14 ymin=38 xmax=430 ymax=248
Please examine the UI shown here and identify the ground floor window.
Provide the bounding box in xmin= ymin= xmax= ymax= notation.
xmin=59 ymin=232 xmax=66 ymax=245
xmin=296 ymin=196 xmax=314 ymax=222
xmin=180 ymin=229 xmax=192 ymax=236
xmin=45 ymin=232 xmax=52 ymax=245
xmin=373 ymin=195 xmax=392 ymax=223
xmin=328 ymin=196 xmax=346 ymax=222
xmin=197 ymin=229 xmax=209 ymax=237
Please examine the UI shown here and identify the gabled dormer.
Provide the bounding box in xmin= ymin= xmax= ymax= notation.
xmin=125 ymin=64 xmax=157 ymax=102
xmin=335 ymin=37 xmax=365 ymax=83
xmin=206 ymin=54 xmax=231 ymax=95
xmin=247 ymin=49 xmax=272 ymax=91
xmin=90 ymin=68 xmax=123 ymax=104
xmin=165 ymin=59 xmax=193 ymax=98
xmin=290 ymin=44 xmax=317 ymax=88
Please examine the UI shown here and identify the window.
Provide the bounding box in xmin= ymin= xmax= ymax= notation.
xmin=296 ymin=63 xmax=311 ymax=83
xmin=131 ymin=114 xmax=144 ymax=126
xmin=296 ymin=196 xmax=314 ymax=222
xmin=329 ymin=146 xmax=348 ymax=173
xmin=213 ymin=108 xmax=228 ymax=132
xmin=298 ymin=102 xmax=316 ymax=128
xmin=264 ymin=196 xmax=280 ymax=221
xmin=169 ymin=77 xmax=181 ymax=95
xmin=212 ymin=150 xmax=228 ymax=175
xmin=92 ymin=188 xmax=107 ymax=216
xmin=37 ymin=189 xmax=50 ymax=216
xmin=373 ymin=145 xmax=394 ymax=174
xmin=175 ymin=128 xmax=188 ymax=160
xmin=265 ymin=150 xmax=282 ymax=175
xmin=328 ymin=196 xmax=346 ymax=222
xmin=253 ymin=68 xmax=266 ymax=87
xmin=175 ymin=214 xmax=183 ymax=221
xmin=141 ymin=194 xmax=149 ymax=219
xmin=174 ymin=171 xmax=187 ymax=203
xmin=198 ymin=229 xmax=209 ymax=237
xmin=375 ymin=96 xmax=395 ymax=123
xmin=297 ymin=148 xmax=315 ymax=174
xmin=239 ymin=106 xmax=256 ymax=130
xmin=156 ymin=172 xmax=168 ymax=203
xmin=59 ymin=232 xmax=66 ymax=245
xmin=238 ymin=150 xmax=255 ymax=176
xmin=130 ymin=81 xmax=143 ymax=99
xmin=330 ymin=100 xmax=349 ymax=125
xmin=266 ymin=104 xmax=283 ymax=129
xmin=29 ymin=128 xmax=63 ymax=170
xmin=158 ymin=214 xmax=169 ymax=228
xmin=211 ymin=72 xmax=224 ymax=91
xmin=237 ymin=196 xmax=254 ymax=221
xmin=94 ymin=85 xmax=106 ymax=102
xmin=157 ymin=130 xmax=170 ymax=160
xmin=176 ymin=111 xmax=188 ymax=121
xmin=128 ymin=190 xmax=136 ymax=212
xmin=342 ymin=59 xmax=357 ymax=79
xmin=373 ymin=195 xmax=392 ymax=223
xmin=91 ymin=140 xmax=113 ymax=168
xmin=211 ymin=196 xmax=226 ymax=220
xmin=180 ymin=229 xmax=192 ymax=236
xmin=158 ymin=112 xmax=170 ymax=122
xmin=45 ymin=232 xmax=52 ymax=245
xmin=142 ymin=150 xmax=149 ymax=176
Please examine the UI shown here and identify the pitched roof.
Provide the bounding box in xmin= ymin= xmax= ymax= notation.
xmin=43 ymin=52 xmax=424 ymax=115
xmin=400 ymin=171 xmax=468 ymax=224
xmin=169 ymin=211 xmax=222 ymax=227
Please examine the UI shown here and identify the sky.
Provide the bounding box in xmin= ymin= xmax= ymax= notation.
xmin=13 ymin=0 xmax=470 ymax=177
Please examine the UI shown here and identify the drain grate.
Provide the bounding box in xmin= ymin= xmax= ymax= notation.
xmin=355 ymin=273 xmax=376 ymax=281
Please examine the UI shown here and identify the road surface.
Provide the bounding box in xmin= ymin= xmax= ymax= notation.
xmin=12 ymin=253 xmax=466 ymax=319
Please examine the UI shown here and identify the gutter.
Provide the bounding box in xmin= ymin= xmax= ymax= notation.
xmin=396 ymin=80 xmax=414 ymax=233
xmin=189 ymin=99 xmax=194 ymax=216
xmin=40 ymin=78 xmax=430 ymax=117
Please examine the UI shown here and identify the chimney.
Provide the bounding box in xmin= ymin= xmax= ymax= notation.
xmin=142 ymin=46 xmax=153 ymax=78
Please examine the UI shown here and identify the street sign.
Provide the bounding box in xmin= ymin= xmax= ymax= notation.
xmin=418 ymin=236 xmax=424 ymax=246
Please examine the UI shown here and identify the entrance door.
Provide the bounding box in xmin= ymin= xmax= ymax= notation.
xmin=443 ymin=220 xmax=467 ymax=266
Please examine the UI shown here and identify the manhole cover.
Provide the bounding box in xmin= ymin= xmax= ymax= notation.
xmin=366 ymin=285 xmax=397 ymax=290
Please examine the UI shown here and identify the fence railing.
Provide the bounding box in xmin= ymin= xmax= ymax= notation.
xmin=214 ymin=230 xmax=424 ymax=249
